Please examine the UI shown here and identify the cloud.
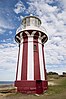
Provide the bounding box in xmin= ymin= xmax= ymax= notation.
xmin=0 ymin=43 xmax=18 ymax=81
xmin=0 ymin=22 xmax=13 ymax=34
xmin=0 ymin=7 xmax=17 ymax=34
xmin=46 ymin=64 xmax=66 ymax=75
xmin=26 ymin=0 xmax=66 ymax=72
xmin=0 ymin=28 xmax=6 ymax=34
xmin=0 ymin=0 xmax=66 ymax=80
xmin=9 ymin=31 xmax=13 ymax=34
xmin=20 ymin=15 xmax=24 ymax=20
xmin=0 ymin=17 xmax=15 ymax=30
xmin=0 ymin=8 xmax=15 ymax=29
xmin=13 ymin=0 xmax=66 ymax=74
xmin=14 ymin=0 xmax=26 ymax=14
xmin=60 ymin=0 xmax=66 ymax=9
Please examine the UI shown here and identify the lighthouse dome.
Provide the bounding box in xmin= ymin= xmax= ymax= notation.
xmin=16 ymin=15 xmax=47 ymax=34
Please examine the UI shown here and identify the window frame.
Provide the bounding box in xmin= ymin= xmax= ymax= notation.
xmin=34 ymin=44 xmax=37 ymax=51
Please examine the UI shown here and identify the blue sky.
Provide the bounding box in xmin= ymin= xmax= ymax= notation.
xmin=0 ymin=0 xmax=66 ymax=81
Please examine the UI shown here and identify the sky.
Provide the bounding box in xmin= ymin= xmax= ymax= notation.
xmin=0 ymin=0 xmax=66 ymax=81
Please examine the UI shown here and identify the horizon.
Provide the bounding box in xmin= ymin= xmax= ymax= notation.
xmin=0 ymin=71 xmax=65 ymax=81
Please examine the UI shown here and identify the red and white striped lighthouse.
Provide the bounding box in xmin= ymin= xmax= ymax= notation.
xmin=15 ymin=15 xmax=48 ymax=94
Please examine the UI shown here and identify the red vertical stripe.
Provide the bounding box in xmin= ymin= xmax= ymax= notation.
xmin=34 ymin=38 xmax=40 ymax=80
xmin=16 ymin=44 xmax=20 ymax=80
xmin=21 ymin=37 xmax=28 ymax=80
xmin=42 ymin=45 xmax=47 ymax=80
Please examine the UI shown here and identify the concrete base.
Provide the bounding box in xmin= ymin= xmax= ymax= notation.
xmin=14 ymin=80 xmax=48 ymax=94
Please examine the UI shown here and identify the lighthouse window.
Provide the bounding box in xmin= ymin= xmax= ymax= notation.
xmin=30 ymin=18 xmax=35 ymax=25
xmin=35 ymin=19 xmax=38 ymax=26
xmin=26 ymin=18 xmax=30 ymax=26
xmin=32 ymin=18 xmax=35 ymax=24
xmin=34 ymin=45 xmax=37 ymax=51
xmin=23 ymin=19 xmax=26 ymax=28
xmin=38 ymin=20 xmax=41 ymax=26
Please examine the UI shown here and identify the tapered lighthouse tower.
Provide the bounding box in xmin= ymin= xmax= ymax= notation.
xmin=15 ymin=15 xmax=48 ymax=94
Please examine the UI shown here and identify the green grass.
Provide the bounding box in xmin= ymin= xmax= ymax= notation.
xmin=46 ymin=76 xmax=66 ymax=95
xmin=60 ymin=77 xmax=66 ymax=86
xmin=0 ymin=76 xmax=66 ymax=99
xmin=46 ymin=85 xmax=66 ymax=95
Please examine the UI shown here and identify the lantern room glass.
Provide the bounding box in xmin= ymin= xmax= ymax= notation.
xmin=22 ymin=17 xmax=41 ymax=28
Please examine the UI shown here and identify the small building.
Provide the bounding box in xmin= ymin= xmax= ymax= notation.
xmin=14 ymin=15 xmax=48 ymax=94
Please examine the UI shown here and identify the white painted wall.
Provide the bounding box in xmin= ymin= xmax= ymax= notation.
xmin=38 ymin=39 xmax=45 ymax=80
xmin=17 ymin=40 xmax=23 ymax=80
xmin=27 ymin=37 xmax=34 ymax=80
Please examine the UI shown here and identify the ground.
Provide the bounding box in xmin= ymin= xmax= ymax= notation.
xmin=0 ymin=75 xmax=66 ymax=99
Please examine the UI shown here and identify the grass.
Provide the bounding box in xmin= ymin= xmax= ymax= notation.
xmin=46 ymin=85 xmax=66 ymax=95
xmin=0 ymin=76 xmax=66 ymax=99
xmin=47 ymin=76 xmax=66 ymax=94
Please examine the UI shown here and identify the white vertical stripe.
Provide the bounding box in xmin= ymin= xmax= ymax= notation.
xmin=17 ymin=40 xmax=23 ymax=80
xmin=27 ymin=37 xmax=34 ymax=80
xmin=38 ymin=39 xmax=45 ymax=80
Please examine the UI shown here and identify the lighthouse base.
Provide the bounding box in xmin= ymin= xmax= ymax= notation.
xmin=14 ymin=80 xmax=48 ymax=94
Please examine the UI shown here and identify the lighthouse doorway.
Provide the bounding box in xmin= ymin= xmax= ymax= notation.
xmin=36 ymin=80 xmax=43 ymax=94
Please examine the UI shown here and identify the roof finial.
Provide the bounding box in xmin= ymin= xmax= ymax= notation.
xmin=30 ymin=14 xmax=33 ymax=16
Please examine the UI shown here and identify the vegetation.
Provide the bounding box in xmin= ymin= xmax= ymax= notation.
xmin=0 ymin=74 xmax=66 ymax=99
xmin=47 ymin=81 xmax=66 ymax=95
xmin=47 ymin=72 xmax=58 ymax=75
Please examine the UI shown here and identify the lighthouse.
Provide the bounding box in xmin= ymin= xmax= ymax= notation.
xmin=15 ymin=15 xmax=48 ymax=94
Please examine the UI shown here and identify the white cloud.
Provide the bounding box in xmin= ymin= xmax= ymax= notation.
xmin=0 ymin=8 xmax=16 ymax=34
xmin=0 ymin=43 xmax=18 ymax=81
xmin=14 ymin=0 xmax=26 ymax=14
xmin=9 ymin=31 xmax=12 ymax=34
xmin=20 ymin=15 xmax=24 ymax=20
xmin=46 ymin=64 xmax=66 ymax=75
xmin=0 ymin=19 xmax=15 ymax=30
xmin=60 ymin=0 xmax=66 ymax=9
xmin=13 ymin=0 xmax=66 ymax=74
xmin=26 ymin=0 xmax=66 ymax=73
xmin=0 ymin=0 xmax=66 ymax=80
xmin=0 ymin=28 xmax=6 ymax=34
xmin=45 ymin=0 xmax=56 ymax=4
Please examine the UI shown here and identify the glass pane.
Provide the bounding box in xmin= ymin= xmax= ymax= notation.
xmin=23 ymin=19 xmax=26 ymax=28
xmin=34 ymin=45 xmax=36 ymax=51
xmin=38 ymin=20 xmax=41 ymax=26
xmin=26 ymin=18 xmax=30 ymax=26
xmin=30 ymin=18 xmax=35 ymax=25
xmin=35 ymin=19 xmax=38 ymax=26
